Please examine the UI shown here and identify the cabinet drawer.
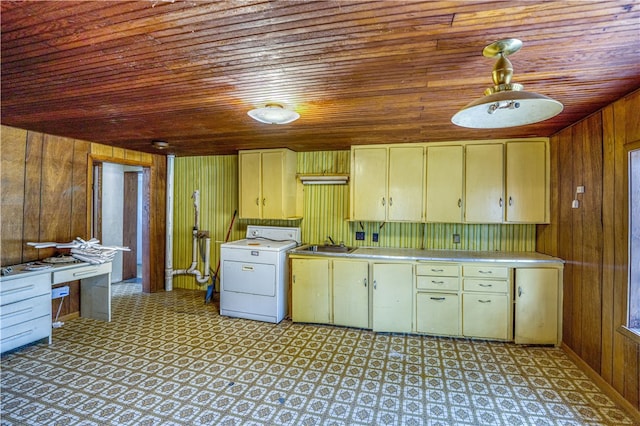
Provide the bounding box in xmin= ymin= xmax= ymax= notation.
xmin=0 ymin=294 xmax=51 ymax=329
xmin=462 ymin=265 xmax=509 ymax=279
xmin=416 ymin=293 xmax=459 ymax=336
xmin=0 ymin=274 xmax=50 ymax=305
xmin=416 ymin=263 xmax=459 ymax=277
xmin=0 ymin=315 xmax=50 ymax=354
xmin=462 ymin=293 xmax=509 ymax=340
xmin=463 ymin=278 xmax=509 ymax=294
xmin=417 ymin=276 xmax=459 ymax=291
xmin=52 ymin=262 xmax=111 ymax=284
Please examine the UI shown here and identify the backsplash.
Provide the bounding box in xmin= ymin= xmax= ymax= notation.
xmin=172 ymin=152 xmax=535 ymax=290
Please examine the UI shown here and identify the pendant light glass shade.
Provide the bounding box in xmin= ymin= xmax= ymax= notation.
xmin=451 ymin=39 xmax=563 ymax=129
xmin=451 ymin=90 xmax=563 ymax=128
xmin=248 ymin=103 xmax=300 ymax=124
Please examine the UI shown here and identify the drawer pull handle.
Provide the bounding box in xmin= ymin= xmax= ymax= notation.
xmin=478 ymin=283 xmax=493 ymax=287
xmin=73 ymin=269 xmax=100 ymax=277
xmin=1 ymin=328 xmax=34 ymax=343
xmin=373 ymin=280 xmax=377 ymax=290
xmin=431 ymin=280 xmax=445 ymax=285
xmin=430 ymin=269 xmax=444 ymax=273
xmin=242 ymin=266 xmax=254 ymax=272
xmin=0 ymin=306 xmax=33 ymax=319
xmin=478 ymin=270 xmax=493 ymax=274
xmin=363 ymin=278 xmax=367 ymax=287
xmin=1 ymin=284 xmax=35 ymax=296
xmin=430 ymin=297 xmax=446 ymax=301
xmin=478 ymin=299 xmax=492 ymax=303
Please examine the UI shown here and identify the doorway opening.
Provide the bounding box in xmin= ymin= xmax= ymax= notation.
xmin=92 ymin=161 xmax=146 ymax=294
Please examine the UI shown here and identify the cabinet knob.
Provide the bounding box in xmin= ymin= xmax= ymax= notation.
xmin=255 ymin=197 xmax=259 ymax=206
xmin=262 ymin=198 xmax=266 ymax=206
xmin=499 ymin=197 xmax=503 ymax=207
xmin=363 ymin=278 xmax=367 ymax=287
xmin=381 ymin=197 xmax=386 ymax=206
xmin=389 ymin=197 xmax=393 ymax=206
xmin=508 ymin=196 xmax=513 ymax=206
xmin=518 ymin=286 xmax=523 ymax=297
xmin=458 ymin=198 xmax=462 ymax=208
xmin=373 ymin=280 xmax=377 ymax=290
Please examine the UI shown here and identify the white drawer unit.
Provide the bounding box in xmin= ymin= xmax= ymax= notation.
xmin=1 ymin=274 xmax=51 ymax=353
xmin=52 ymin=262 xmax=111 ymax=284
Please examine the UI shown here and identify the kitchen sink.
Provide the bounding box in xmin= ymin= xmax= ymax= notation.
xmin=297 ymin=244 xmax=357 ymax=254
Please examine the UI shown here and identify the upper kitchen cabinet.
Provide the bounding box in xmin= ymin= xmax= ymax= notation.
xmin=238 ymin=148 xmax=299 ymax=220
xmin=505 ymin=140 xmax=549 ymax=223
xmin=426 ymin=145 xmax=463 ymax=223
xmin=350 ymin=145 xmax=424 ymax=222
xmin=465 ymin=144 xmax=504 ymax=223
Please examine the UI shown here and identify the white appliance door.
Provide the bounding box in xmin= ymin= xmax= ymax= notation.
xmin=222 ymin=260 xmax=276 ymax=296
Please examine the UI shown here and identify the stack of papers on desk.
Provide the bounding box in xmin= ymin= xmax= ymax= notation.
xmin=28 ymin=238 xmax=129 ymax=265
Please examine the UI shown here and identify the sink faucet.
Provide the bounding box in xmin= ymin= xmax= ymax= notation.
xmin=327 ymin=236 xmax=336 ymax=245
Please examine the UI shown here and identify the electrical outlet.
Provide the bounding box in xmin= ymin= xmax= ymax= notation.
xmin=372 ymin=233 xmax=379 ymax=242
xmin=355 ymin=231 xmax=365 ymax=240
xmin=453 ymin=233 xmax=461 ymax=244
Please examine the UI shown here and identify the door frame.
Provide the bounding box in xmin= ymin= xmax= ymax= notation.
xmin=88 ymin=155 xmax=153 ymax=293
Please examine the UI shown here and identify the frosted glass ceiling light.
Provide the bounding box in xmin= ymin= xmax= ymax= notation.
xmin=451 ymin=39 xmax=563 ymax=128
xmin=248 ymin=103 xmax=300 ymax=124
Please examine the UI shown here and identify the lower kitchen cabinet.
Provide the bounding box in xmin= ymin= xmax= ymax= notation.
xmin=461 ymin=265 xmax=512 ymax=340
xmin=416 ymin=293 xmax=459 ymax=336
xmin=333 ymin=259 xmax=369 ymax=329
xmin=372 ymin=263 xmax=413 ymax=332
xmin=462 ymin=293 xmax=510 ymax=340
xmin=514 ymin=268 xmax=560 ymax=345
xmin=291 ymin=258 xmax=330 ymax=323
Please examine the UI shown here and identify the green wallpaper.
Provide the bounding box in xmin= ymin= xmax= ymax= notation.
xmin=172 ymin=151 xmax=535 ymax=290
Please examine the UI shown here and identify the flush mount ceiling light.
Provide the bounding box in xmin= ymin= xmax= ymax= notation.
xmin=151 ymin=139 xmax=169 ymax=149
xmin=451 ymin=38 xmax=563 ymax=128
xmin=248 ymin=103 xmax=300 ymax=124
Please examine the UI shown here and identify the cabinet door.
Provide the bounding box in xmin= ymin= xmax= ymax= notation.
xmin=505 ymin=141 xmax=547 ymax=223
xmin=426 ymin=145 xmax=463 ymax=223
xmin=291 ymin=258 xmax=330 ymax=323
xmin=465 ymin=144 xmax=504 ymax=223
xmin=333 ymin=260 xmax=369 ymax=329
xmin=388 ymin=146 xmax=424 ymax=221
xmin=416 ymin=293 xmax=459 ymax=336
xmin=514 ymin=268 xmax=559 ymax=345
xmin=261 ymin=151 xmax=284 ymax=219
xmin=372 ymin=263 xmax=412 ymax=332
xmin=351 ymin=147 xmax=388 ymax=221
xmin=239 ymin=152 xmax=262 ymax=219
xmin=462 ymin=293 xmax=509 ymax=340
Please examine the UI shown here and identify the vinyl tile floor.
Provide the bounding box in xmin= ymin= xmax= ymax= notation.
xmin=0 ymin=283 xmax=635 ymax=426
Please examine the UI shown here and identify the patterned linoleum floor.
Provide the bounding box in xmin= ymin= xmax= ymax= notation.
xmin=1 ymin=283 xmax=635 ymax=426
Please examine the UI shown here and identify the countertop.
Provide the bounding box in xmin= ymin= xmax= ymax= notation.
xmin=289 ymin=246 xmax=564 ymax=265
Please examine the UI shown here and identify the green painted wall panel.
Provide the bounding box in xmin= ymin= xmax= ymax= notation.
xmin=173 ymin=151 xmax=535 ymax=289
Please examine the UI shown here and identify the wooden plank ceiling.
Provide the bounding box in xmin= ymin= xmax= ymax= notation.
xmin=1 ymin=1 xmax=639 ymax=156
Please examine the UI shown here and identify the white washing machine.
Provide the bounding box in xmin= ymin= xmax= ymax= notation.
xmin=220 ymin=226 xmax=301 ymax=323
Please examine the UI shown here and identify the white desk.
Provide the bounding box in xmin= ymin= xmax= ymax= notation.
xmin=0 ymin=261 xmax=112 ymax=353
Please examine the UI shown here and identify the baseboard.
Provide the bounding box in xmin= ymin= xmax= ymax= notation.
xmin=561 ymin=343 xmax=640 ymax=424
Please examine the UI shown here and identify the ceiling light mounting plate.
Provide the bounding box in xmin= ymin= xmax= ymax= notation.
xmin=482 ymin=38 xmax=522 ymax=58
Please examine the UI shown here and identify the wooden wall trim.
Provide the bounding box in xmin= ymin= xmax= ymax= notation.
xmin=562 ymin=343 xmax=640 ymax=423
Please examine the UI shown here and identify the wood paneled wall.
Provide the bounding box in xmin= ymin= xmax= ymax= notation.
xmin=1 ymin=125 xmax=167 ymax=319
xmin=537 ymin=89 xmax=640 ymax=413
